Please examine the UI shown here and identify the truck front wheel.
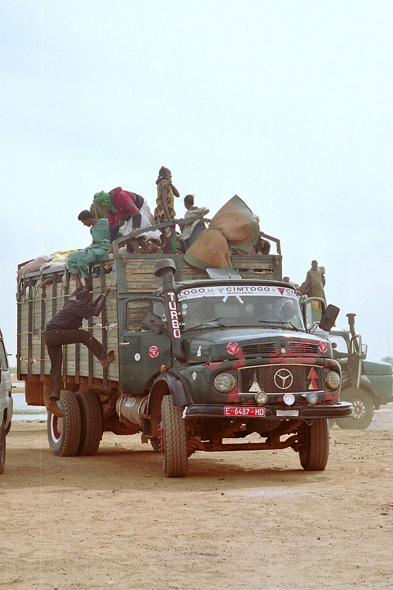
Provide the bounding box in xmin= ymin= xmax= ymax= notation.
xmin=161 ymin=395 xmax=188 ymax=478
xmin=47 ymin=390 xmax=82 ymax=457
xmin=0 ymin=421 xmax=6 ymax=474
xmin=76 ymin=391 xmax=103 ymax=456
xmin=336 ymin=388 xmax=374 ymax=430
xmin=299 ymin=419 xmax=329 ymax=471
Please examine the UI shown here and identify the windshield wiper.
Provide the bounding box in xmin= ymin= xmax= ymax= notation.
xmin=184 ymin=317 xmax=228 ymax=332
xmin=258 ymin=320 xmax=300 ymax=332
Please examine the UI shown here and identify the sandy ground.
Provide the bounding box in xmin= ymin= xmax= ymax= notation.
xmin=1 ymin=410 xmax=393 ymax=590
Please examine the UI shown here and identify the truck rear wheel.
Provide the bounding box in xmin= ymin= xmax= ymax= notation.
xmin=47 ymin=390 xmax=81 ymax=457
xmin=161 ymin=395 xmax=188 ymax=478
xmin=299 ymin=419 xmax=329 ymax=471
xmin=0 ymin=421 xmax=6 ymax=474
xmin=76 ymin=391 xmax=103 ymax=456
xmin=336 ymin=388 xmax=374 ymax=430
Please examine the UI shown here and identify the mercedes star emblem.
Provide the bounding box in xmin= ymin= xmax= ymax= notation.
xmin=274 ymin=368 xmax=294 ymax=390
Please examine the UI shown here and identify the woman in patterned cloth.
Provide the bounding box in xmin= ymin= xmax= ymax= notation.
xmin=154 ymin=166 xmax=180 ymax=254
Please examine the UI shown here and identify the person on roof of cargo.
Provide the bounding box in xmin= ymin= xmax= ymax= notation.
xmin=44 ymin=289 xmax=114 ymax=418
xmin=93 ymin=188 xmax=159 ymax=254
xmin=154 ymin=166 xmax=180 ymax=254
xmin=180 ymin=194 xmax=209 ymax=250
xmin=67 ymin=210 xmax=110 ymax=296
xmin=300 ymin=260 xmax=326 ymax=301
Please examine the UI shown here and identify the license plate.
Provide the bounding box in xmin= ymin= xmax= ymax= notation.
xmin=276 ymin=409 xmax=299 ymax=417
xmin=223 ymin=406 xmax=266 ymax=417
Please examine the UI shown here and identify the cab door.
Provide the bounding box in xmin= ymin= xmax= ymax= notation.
xmin=119 ymin=296 xmax=172 ymax=394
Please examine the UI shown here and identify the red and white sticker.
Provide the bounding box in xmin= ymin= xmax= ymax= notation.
xmin=227 ymin=342 xmax=240 ymax=355
xmin=149 ymin=345 xmax=159 ymax=358
xmin=318 ymin=341 xmax=328 ymax=353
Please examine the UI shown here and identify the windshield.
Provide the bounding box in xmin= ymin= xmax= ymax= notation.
xmin=178 ymin=284 xmax=305 ymax=331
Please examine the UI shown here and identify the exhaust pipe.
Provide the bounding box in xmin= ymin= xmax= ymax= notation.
xmin=116 ymin=395 xmax=148 ymax=426
xmin=154 ymin=259 xmax=187 ymax=363
xmin=347 ymin=313 xmax=356 ymax=338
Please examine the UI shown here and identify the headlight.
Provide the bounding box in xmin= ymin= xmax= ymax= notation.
xmin=214 ymin=373 xmax=236 ymax=392
xmin=325 ymin=371 xmax=341 ymax=390
xmin=306 ymin=392 xmax=319 ymax=405
xmin=255 ymin=391 xmax=268 ymax=405
xmin=283 ymin=393 xmax=295 ymax=406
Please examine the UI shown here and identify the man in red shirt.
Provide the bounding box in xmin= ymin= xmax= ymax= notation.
xmin=44 ymin=289 xmax=114 ymax=417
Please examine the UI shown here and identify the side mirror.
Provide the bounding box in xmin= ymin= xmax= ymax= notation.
xmin=142 ymin=312 xmax=167 ymax=334
xmin=319 ymin=304 xmax=340 ymax=332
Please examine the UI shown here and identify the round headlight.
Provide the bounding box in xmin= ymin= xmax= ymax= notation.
xmin=283 ymin=393 xmax=295 ymax=406
xmin=307 ymin=392 xmax=319 ymax=405
xmin=255 ymin=391 xmax=268 ymax=405
xmin=214 ymin=373 xmax=236 ymax=393
xmin=325 ymin=371 xmax=341 ymax=390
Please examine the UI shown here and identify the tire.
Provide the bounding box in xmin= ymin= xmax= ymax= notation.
xmin=336 ymin=388 xmax=374 ymax=430
xmin=47 ymin=390 xmax=82 ymax=457
xmin=75 ymin=391 xmax=103 ymax=456
xmin=299 ymin=419 xmax=329 ymax=471
xmin=161 ymin=395 xmax=188 ymax=478
xmin=0 ymin=422 xmax=6 ymax=475
xmin=5 ymin=421 xmax=11 ymax=436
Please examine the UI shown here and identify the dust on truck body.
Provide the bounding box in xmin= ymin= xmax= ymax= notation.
xmin=17 ymin=241 xmax=351 ymax=477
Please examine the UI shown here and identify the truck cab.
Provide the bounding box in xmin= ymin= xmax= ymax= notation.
xmin=0 ymin=329 xmax=13 ymax=473
xmin=119 ymin=262 xmax=351 ymax=476
xmin=330 ymin=318 xmax=393 ymax=429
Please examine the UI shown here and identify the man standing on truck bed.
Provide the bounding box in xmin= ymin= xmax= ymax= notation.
xmin=44 ymin=289 xmax=114 ymax=417
xmin=300 ymin=260 xmax=326 ymax=301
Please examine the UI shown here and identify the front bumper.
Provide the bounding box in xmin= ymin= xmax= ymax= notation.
xmin=183 ymin=401 xmax=353 ymax=420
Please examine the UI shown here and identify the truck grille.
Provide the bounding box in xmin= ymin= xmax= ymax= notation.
xmin=241 ymin=342 xmax=321 ymax=357
xmin=287 ymin=343 xmax=320 ymax=356
xmin=238 ymin=364 xmax=324 ymax=394
xmin=241 ymin=342 xmax=276 ymax=355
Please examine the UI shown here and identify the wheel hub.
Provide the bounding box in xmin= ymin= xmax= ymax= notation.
xmin=351 ymin=400 xmax=366 ymax=420
xmin=51 ymin=415 xmax=63 ymax=442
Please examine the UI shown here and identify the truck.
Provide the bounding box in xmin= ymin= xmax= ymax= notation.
xmin=0 ymin=328 xmax=13 ymax=474
xmin=330 ymin=313 xmax=393 ymax=429
xmin=17 ymin=234 xmax=351 ymax=477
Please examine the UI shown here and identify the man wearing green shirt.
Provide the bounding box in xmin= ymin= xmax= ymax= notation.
xmin=67 ymin=210 xmax=110 ymax=294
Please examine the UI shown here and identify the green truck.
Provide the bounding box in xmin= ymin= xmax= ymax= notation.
xmin=17 ymin=237 xmax=351 ymax=477
xmin=330 ymin=313 xmax=393 ymax=429
xmin=0 ymin=328 xmax=13 ymax=474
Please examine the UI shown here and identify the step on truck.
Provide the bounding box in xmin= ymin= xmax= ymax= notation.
xmin=17 ymin=237 xmax=352 ymax=477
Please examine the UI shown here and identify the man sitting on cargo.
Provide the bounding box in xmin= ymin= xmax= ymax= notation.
xmin=44 ymin=289 xmax=114 ymax=417
xmin=67 ymin=210 xmax=110 ymax=295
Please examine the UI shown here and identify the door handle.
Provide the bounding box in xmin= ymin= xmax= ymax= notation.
xmin=119 ymin=342 xmax=130 ymax=347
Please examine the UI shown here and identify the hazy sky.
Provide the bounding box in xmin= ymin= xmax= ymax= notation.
xmin=1 ymin=1 xmax=393 ymax=363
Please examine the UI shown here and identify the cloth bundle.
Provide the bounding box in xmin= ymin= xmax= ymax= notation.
xmin=183 ymin=195 xmax=260 ymax=269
